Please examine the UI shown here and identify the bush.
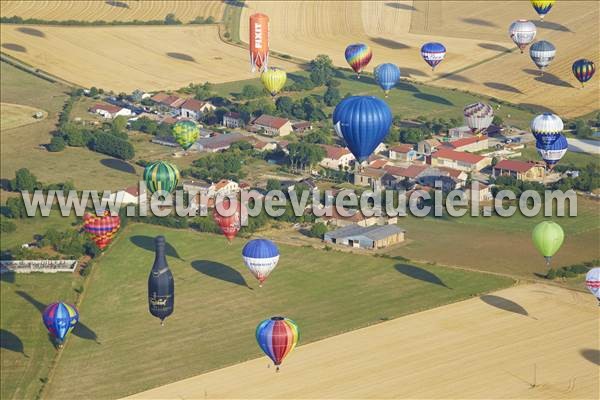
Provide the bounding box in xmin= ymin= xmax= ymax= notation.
xmin=0 ymin=217 xmax=16 ymax=233
xmin=47 ymin=136 xmax=66 ymax=152
xmin=309 ymin=222 xmax=328 ymax=239
xmin=545 ymin=268 xmax=556 ymax=279
xmin=90 ymin=132 xmax=135 ymax=160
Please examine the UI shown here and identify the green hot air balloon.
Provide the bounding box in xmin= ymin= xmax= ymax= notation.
xmin=172 ymin=120 xmax=199 ymax=151
xmin=143 ymin=161 xmax=180 ymax=194
xmin=532 ymin=221 xmax=564 ymax=267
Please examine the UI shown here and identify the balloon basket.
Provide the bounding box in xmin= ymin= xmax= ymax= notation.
xmin=160 ymin=319 xmax=165 ymax=327
xmin=276 ymin=366 xmax=280 ymax=373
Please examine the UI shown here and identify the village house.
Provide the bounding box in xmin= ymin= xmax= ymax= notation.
xmin=464 ymin=182 xmax=493 ymax=202
xmin=389 ymin=143 xmax=417 ymax=162
xmin=323 ymin=224 xmax=405 ymax=249
xmin=183 ymin=179 xmax=239 ymax=214
xmin=418 ymin=138 xmax=442 ymax=155
xmin=179 ymin=98 xmax=215 ymax=121
xmin=319 ymin=145 xmax=355 ymax=170
xmin=194 ymin=133 xmax=246 ymax=152
xmin=448 ymin=126 xmax=472 ymax=139
xmin=105 ymin=186 xmax=140 ymax=205
xmin=417 ymin=167 xmax=466 ymax=191
xmin=222 ymin=112 xmax=245 ymax=129
xmin=368 ymin=158 xmax=388 ymax=170
xmin=443 ymin=136 xmax=489 ymax=152
xmin=354 ymin=167 xmax=388 ymax=191
xmin=150 ymin=92 xmax=185 ymax=113
xmin=277 ymin=140 xmax=290 ymax=154
xmin=90 ymin=103 xmax=132 ymax=119
xmin=382 ymin=164 xmax=429 ymax=189
xmin=292 ymin=121 xmax=313 ymax=133
xmin=315 ymin=206 xmax=397 ymax=228
xmin=251 ymin=114 xmax=293 ymax=137
xmin=429 ymin=148 xmax=489 ymax=172
xmin=253 ymin=141 xmax=277 ymax=152
xmin=493 ymin=159 xmax=546 ymax=181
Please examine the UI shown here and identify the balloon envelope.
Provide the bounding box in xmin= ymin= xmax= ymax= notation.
xmin=572 ymin=59 xmax=595 ymax=86
xmin=143 ymin=161 xmax=180 ymax=194
xmin=585 ymin=267 xmax=600 ymax=301
xmin=213 ymin=198 xmax=244 ymax=242
xmin=531 ymin=113 xmax=563 ymax=145
xmin=464 ymin=102 xmax=494 ymax=135
xmin=374 ymin=63 xmax=401 ymax=95
xmin=529 ymin=40 xmax=556 ymax=71
xmin=261 ymin=67 xmax=287 ymax=96
xmin=344 ymin=43 xmax=372 ymax=76
xmin=43 ymin=302 xmax=79 ymax=342
xmin=256 ymin=316 xmax=299 ymax=369
xmin=332 ymin=96 xmax=392 ymax=162
xmin=536 ymin=134 xmax=567 ymax=169
xmin=249 ymin=13 xmax=269 ymax=72
xmin=532 ymin=221 xmax=564 ymax=264
xmin=172 ymin=120 xmax=199 ymax=151
xmin=421 ymin=42 xmax=446 ymax=70
xmin=531 ymin=0 xmax=555 ymax=20
xmin=148 ymin=236 xmax=174 ymax=323
xmin=508 ymin=19 xmax=537 ymax=53
xmin=242 ymin=239 xmax=280 ymax=285
xmin=83 ymin=211 xmax=120 ymax=250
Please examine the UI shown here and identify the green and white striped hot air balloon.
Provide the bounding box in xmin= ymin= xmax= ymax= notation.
xmin=143 ymin=161 xmax=180 ymax=194
xmin=172 ymin=120 xmax=199 ymax=151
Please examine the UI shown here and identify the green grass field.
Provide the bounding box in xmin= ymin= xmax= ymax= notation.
xmin=0 ymin=213 xmax=77 ymax=252
xmin=39 ymin=223 xmax=513 ymax=399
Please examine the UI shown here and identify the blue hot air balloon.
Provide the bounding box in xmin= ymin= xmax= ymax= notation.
xmin=242 ymin=239 xmax=280 ymax=287
xmin=421 ymin=42 xmax=446 ymax=70
xmin=536 ymin=134 xmax=568 ymax=169
xmin=333 ymin=96 xmax=392 ymax=163
xmin=374 ymin=63 xmax=401 ymax=97
xmin=42 ymin=302 xmax=79 ymax=345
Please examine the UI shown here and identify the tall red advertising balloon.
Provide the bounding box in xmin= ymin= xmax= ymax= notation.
xmin=212 ymin=198 xmax=244 ymax=242
xmin=249 ymin=13 xmax=269 ymax=72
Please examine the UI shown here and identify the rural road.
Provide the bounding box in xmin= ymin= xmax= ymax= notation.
xmin=567 ymin=138 xmax=600 ymax=155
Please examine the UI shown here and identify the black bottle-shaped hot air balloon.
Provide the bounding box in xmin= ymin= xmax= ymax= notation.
xmin=148 ymin=236 xmax=174 ymax=325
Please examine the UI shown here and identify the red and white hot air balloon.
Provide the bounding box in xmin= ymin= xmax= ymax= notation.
xmin=212 ymin=197 xmax=245 ymax=242
xmin=249 ymin=13 xmax=269 ymax=72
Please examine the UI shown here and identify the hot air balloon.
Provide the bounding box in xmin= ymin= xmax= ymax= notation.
xmin=463 ymin=102 xmax=494 ymax=136
xmin=172 ymin=120 xmax=199 ymax=151
xmin=261 ymin=67 xmax=287 ymax=97
xmin=585 ymin=267 xmax=600 ymax=305
xmin=148 ymin=236 xmax=174 ymax=325
xmin=532 ymin=221 xmax=564 ymax=267
xmin=256 ymin=317 xmax=299 ymax=371
xmin=374 ymin=63 xmax=401 ymax=97
xmin=242 ymin=239 xmax=280 ymax=287
xmin=212 ymin=197 xmax=244 ymax=242
xmin=572 ymin=59 xmax=596 ymax=88
xmin=42 ymin=302 xmax=79 ymax=347
xmin=531 ymin=0 xmax=555 ymax=21
xmin=83 ymin=210 xmax=120 ymax=250
xmin=143 ymin=161 xmax=180 ymax=195
xmin=530 ymin=40 xmax=556 ymax=74
xmin=421 ymin=42 xmax=446 ymax=71
xmin=508 ymin=19 xmax=537 ymax=53
xmin=531 ymin=113 xmax=563 ymax=146
xmin=344 ymin=43 xmax=372 ymax=78
xmin=249 ymin=13 xmax=269 ymax=72
xmin=536 ymin=134 xmax=567 ymax=169
xmin=332 ymin=96 xmax=392 ymax=163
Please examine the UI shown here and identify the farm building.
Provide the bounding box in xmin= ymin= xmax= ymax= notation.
xmin=443 ymin=136 xmax=489 ymax=152
xmin=429 ymin=148 xmax=489 ymax=172
xmin=319 ymin=145 xmax=355 ymax=170
xmin=179 ymin=99 xmax=215 ymax=121
xmin=253 ymin=141 xmax=277 ymax=152
xmin=389 ymin=144 xmax=417 ymax=162
xmin=194 ymin=133 xmax=246 ymax=152
xmin=354 ymin=167 xmax=388 ymax=191
xmin=222 ymin=112 xmax=245 ymax=128
xmin=104 ymin=186 xmax=140 ymax=205
xmin=464 ymin=182 xmax=493 ymax=202
xmin=292 ymin=121 xmax=313 ymax=133
xmin=315 ymin=206 xmax=396 ymax=228
xmin=418 ymin=138 xmax=442 ymax=155
xmin=90 ymin=103 xmax=132 ymax=119
xmin=150 ymin=92 xmax=185 ymax=112
xmin=151 ymin=136 xmax=179 ymax=147
xmin=448 ymin=126 xmax=472 ymax=139
xmin=324 ymin=224 xmax=405 ymax=249
xmin=493 ymin=159 xmax=545 ymax=182
xmin=251 ymin=114 xmax=293 ymax=137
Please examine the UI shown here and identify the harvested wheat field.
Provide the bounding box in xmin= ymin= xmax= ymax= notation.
xmin=0 ymin=1 xmax=224 ymax=23
xmin=127 ymin=284 xmax=599 ymax=399
xmin=240 ymin=0 xmax=599 ymax=117
xmin=0 ymin=102 xmax=45 ymax=130
xmin=0 ymin=25 xmax=298 ymax=92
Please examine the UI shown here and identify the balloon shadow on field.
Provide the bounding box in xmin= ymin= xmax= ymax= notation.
xmin=580 ymin=349 xmax=600 ymax=366
xmin=413 ymin=92 xmax=453 ymax=106
xmin=462 ymin=18 xmax=497 ymax=28
xmin=439 ymin=73 xmax=473 ymax=83
xmin=369 ymin=37 xmax=410 ymax=50
xmin=537 ymin=21 xmax=572 ymax=33
xmin=1 ymin=271 xmax=16 ymax=284
xmin=0 ymin=329 xmax=28 ymax=357
xmin=396 ymin=81 xmax=420 ymax=92
xmin=522 ymin=69 xmax=574 ymax=88
xmin=484 ymin=82 xmax=523 ymax=94
xmin=191 ymin=260 xmax=252 ymax=289
xmin=100 ymin=158 xmax=136 ymax=174
xmin=385 ymin=2 xmax=416 ymax=11
xmin=166 ymin=52 xmax=196 ymax=62
xmin=480 ymin=295 xmax=535 ymax=319
xmin=395 ymin=264 xmax=450 ymax=289
xmin=130 ymin=235 xmax=183 ymax=260
xmin=16 ymin=27 xmax=46 ymax=37
xmin=518 ymin=102 xmax=556 ymax=114
xmin=106 ymin=0 xmax=130 ymax=9
xmin=2 ymin=43 xmax=26 ymax=53
xmin=478 ymin=43 xmax=512 ymax=52
xmin=401 ymin=67 xmax=427 ymax=78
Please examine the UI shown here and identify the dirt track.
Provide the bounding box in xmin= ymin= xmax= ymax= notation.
xmin=126 ymin=284 xmax=599 ymax=399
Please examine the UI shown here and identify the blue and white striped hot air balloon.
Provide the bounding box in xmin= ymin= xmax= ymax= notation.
xmin=530 ymin=40 xmax=556 ymax=73
xmin=421 ymin=42 xmax=446 ymax=71
xmin=374 ymin=63 xmax=401 ymax=97
xmin=536 ymin=134 xmax=567 ymax=169
xmin=242 ymin=239 xmax=280 ymax=287
xmin=531 ymin=113 xmax=563 ymax=146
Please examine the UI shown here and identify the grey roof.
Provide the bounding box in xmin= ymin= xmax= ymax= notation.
xmin=196 ymin=133 xmax=245 ymax=149
xmin=325 ymin=223 xmax=405 ymax=241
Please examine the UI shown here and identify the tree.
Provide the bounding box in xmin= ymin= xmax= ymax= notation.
xmin=326 ymin=79 xmax=341 ymax=88
xmin=309 ymin=54 xmax=335 ymax=86
xmin=323 ymin=86 xmax=341 ymax=106
xmin=266 ymin=179 xmax=281 ymax=191
xmin=164 ymin=13 xmax=181 ymax=25
xmin=574 ymin=119 xmax=592 ymax=138
xmin=90 ymin=132 xmax=135 ymax=160
xmin=241 ymin=85 xmax=262 ymax=99
xmin=304 ymin=128 xmax=332 ymax=144
xmin=492 ymin=115 xmax=504 ymax=126
xmin=5 ymin=197 xmax=27 ymax=218
xmin=11 ymin=168 xmax=39 ymax=192
xmin=0 ymin=216 xmax=16 ymax=233
xmin=288 ymin=142 xmax=326 ymax=171
xmin=112 ymin=115 xmax=128 ymax=134
xmin=88 ymin=86 xmax=99 ymax=97
xmin=309 ymin=222 xmax=328 ymax=239
xmin=47 ymin=136 xmax=66 ymax=152
xmin=276 ymin=96 xmax=294 ymax=115
xmin=392 ymin=114 xmax=403 ymax=127
xmin=491 ymin=156 xmax=499 ymax=167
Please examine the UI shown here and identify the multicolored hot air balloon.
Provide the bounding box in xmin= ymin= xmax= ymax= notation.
xmin=374 ymin=63 xmax=401 ymax=97
xmin=249 ymin=13 xmax=269 ymax=72
xmin=421 ymin=42 xmax=446 ymax=71
xmin=213 ymin=197 xmax=244 ymax=242
xmin=333 ymin=96 xmax=392 ymax=163
xmin=261 ymin=67 xmax=287 ymax=97
xmin=143 ymin=161 xmax=180 ymax=195
xmin=572 ymin=59 xmax=595 ymax=88
xmin=530 ymin=40 xmax=556 ymax=74
xmin=43 ymin=302 xmax=79 ymax=346
xmin=344 ymin=43 xmax=372 ymax=78
xmin=532 ymin=221 xmax=564 ymax=267
xmin=242 ymin=239 xmax=280 ymax=287
xmin=463 ymin=102 xmax=494 ymax=136
xmin=585 ymin=267 xmax=600 ymax=305
xmin=531 ymin=0 xmax=555 ymax=21
xmin=531 ymin=113 xmax=563 ymax=146
xmin=536 ymin=134 xmax=568 ymax=169
xmin=83 ymin=210 xmax=120 ymax=250
xmin=256 ymin=317 xmax=299 ymax=371
xmin=148 ymin=236 xmax=174 ymax=325
xmin=509 ymin=19 xmax=537 ymax=53
xmin=172 ymin=120 xmax=199 ymax=151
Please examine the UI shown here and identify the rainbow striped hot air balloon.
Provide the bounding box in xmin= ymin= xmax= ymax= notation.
xmin=42 ymin=302 xmax=79 ymax=346
xmin=572 ymin=59 xmax=595 ymax=88
xmin=261 ymin=67 xmax=287 ymax=97
xmin=531 ymin=0 xmax=555 ymax=21
xmin=83 ymin=210 xmax=121 ymax=250
xmin=421 ymin=42 xmax=446 ymax=71
xmin=345 ymin=43 xmax=372 ymax=78
xmin=242 ymin=239 xmax=280 ymax=287
xmin=256 ymin=317 xmax=299 ymax=371
xmin=172 ymin=120 xmax=199 ymax=151
xmin=531 ymin=113 xmax=563 ymax=146
xmin=143 ymin=161 xmax=180 ymax=195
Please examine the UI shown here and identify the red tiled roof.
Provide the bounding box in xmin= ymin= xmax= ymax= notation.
xmin=390 ymin=144 xmax=414 ymax=153
xmin=151 ymin=92 xmax=184 ymax=107
xmin=438 ymin=167 xmax=465 ymax=179
xmin=369 ymin=159 xmax=388 ymax=169
xmin=320 ymin=144 xmax=351 ymax=160
xmin=277 ymin=140 xmax=289 ymax=149
xmin=254 ymin=141 xmax=273 ymax=149
xmin=432 ymin=148 xmax=485 ymax=164
xmin=124 ymin=186 xmax=139 ymax=196
xmin=359 ymin=167 xmax=387 ymax=178
xmin=91 ymin=103 xmax=121 ymax=114
xmin=444 ymin=136 xmax=487 ymax=149
xmin=215 ymin=179 xmax=233 ymax=191
xmin=494 ymin=159 xmax=536 ymax=173
xmin=384 ymin=164 xmax=428 ymax=179
xmin=253 ymin=114 xmax=290 ymax=129
xmin=180 ymin=98 xmax=208 ymax=112
xmin=150 ymin=92 xmax=169 ymax=102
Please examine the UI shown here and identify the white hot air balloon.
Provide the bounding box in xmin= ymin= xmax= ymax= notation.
xmin=585 ymin=267 xmax=600 ymax=305
xmin=509 ymin=19 xmax=537 ymax=53
xmin=463 ymin=102 xmax=494 ymax=136
xmin=242 ymin=239 xmax=280 ymax=287
xmin=530 ymin=40 xmax=556 ymax=74
xmin=531 ymin=113 xmax=563 ymax=145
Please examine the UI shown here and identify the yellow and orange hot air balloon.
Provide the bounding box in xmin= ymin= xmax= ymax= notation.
xmin=83 ymin=210 xmax=120 ymax=250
